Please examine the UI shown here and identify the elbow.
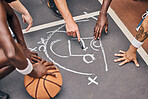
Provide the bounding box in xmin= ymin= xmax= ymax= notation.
xmin=5 ymin=46 xmax=16 ymax=61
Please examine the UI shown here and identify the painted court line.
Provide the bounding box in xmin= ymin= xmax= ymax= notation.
xmin=22 ymin=11 xmax=100 ymax=34
xmin=98 ymin=0 xmax=148 ymax=65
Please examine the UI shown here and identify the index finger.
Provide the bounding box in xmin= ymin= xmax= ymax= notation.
xmin=76 ymin=30 xmax=81 ymax=42
xmin=26 ymin=23 xmax=33 ymax=31
xmin=32 ymin=55 xmax=42 ymax=61
xmin=98 ymin=26 xmax=103 ymax=39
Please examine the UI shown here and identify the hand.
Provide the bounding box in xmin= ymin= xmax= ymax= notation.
xmin=22 ymin=13 xmax=33 ymax=31
xmin=65 ymin=19 xmax=80 ymax=41
xmin=114 ymin=46 xmax=139 ymax=67
xmin=94 ymin=13 xmax=108 ymax=39
xmin=28 ymin=60 xmax=56 ymax=78
xmin=23 ymin=48 xmax=42 ymax=64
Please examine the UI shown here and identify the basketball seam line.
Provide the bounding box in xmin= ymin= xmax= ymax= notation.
xmin=25 ymin=78 xmax=35 ymax=88
xmin=51 ymin=71 xmax=60 ymax=74
xmin=35 ymin=78 xmax=41 ymax=99
xmin=40 ymin=78 xmax=62 ymax=87
xmin=43 ymin=75 xmax=52 ymax=99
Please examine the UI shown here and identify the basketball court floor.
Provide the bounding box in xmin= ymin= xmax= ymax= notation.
xmin=0 ymin=0 xmax=148 ymax=99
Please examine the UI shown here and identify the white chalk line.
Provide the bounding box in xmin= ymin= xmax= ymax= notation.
xmin=68 ymin=40 xmax=95 ymax=64
xmin=41 ymin=25 xmax=94 ymax=76
xmin=50 ymin=39 xmax=69 ymax=58
xmin=72 ymin=37 xmax=94 ymax=40
xmin=90 ymin=39 xmax=100 ymax=51
xmin=71 ymin=14 xmax=108 ymax=71
xmin=28 ymin=12 xmax=108 ymax=75
xmin=98 ymin=0 xmax=148 ymax=65
xmin=88 ymin=76 xmax=98 ymax=85
xmin=45 ymin=49 xmax=94 ymax=76
xmin=100 ymin=38 xmax=108 ymax=71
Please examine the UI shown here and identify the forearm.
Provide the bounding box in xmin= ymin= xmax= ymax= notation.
xmin=7 ymin=8 xmax=27 ymax=49
xmin=54 ymin=0 xmax=73 ymax=23
xmin=130 ymin=16 xmax=148 ymax=52
xmin=135 ymin=17 xmax=148 ymax=42
xmin=0 ymin=1 xmax=28 ymax=70
xmin=100 ymin=0 xmax=112 ymax=15
xmin=9 ymin=0 xmax=29 ymax=15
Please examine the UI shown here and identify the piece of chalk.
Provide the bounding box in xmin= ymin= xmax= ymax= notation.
xmin=79 ymin=38 xmax=85 ymax=50
xmin=79 ymin=41 xmax=84 ymax=49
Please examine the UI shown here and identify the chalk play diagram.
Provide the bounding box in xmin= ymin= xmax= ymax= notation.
xmin=29 ymin=12 xmax=108 ymax=86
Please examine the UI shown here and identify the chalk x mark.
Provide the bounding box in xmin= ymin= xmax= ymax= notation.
xmin=88 ymin=76 xmax=98 ymax=85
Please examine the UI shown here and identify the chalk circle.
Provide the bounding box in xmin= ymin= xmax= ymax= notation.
xmin=45 ymin=36 xmax=94 ymax=76
xmin=90 ymin=39 xmax=101 ymax=51
xmin=83 ymin=54 xmax=95 ymax=64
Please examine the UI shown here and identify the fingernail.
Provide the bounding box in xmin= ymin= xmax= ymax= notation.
xmin=137 ymin=64 xmax=140 ymax=67
xmin=119 ymin=64 xmax=122 ymax=66
xmin=98 ymin=37 xmax=100 ymax=39
xmin=114 ymin=60 xmax=117 ymax=62
xmin=114 ymin=53 xmax=117 ymax=55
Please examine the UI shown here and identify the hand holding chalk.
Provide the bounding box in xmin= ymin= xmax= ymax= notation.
xmin=65 ymin=18 xmax=81 ymax=41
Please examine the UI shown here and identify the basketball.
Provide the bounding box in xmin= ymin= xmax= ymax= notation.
xmin=24 ymin=65 xmax=62 ymax=99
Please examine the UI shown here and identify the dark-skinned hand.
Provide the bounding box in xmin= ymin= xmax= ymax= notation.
xmin=94 ymin=13 xmax=108 ymax=39
xmin=23 ymin=48 xmax=42 ymax=64
xmin=28 ymin=60 xmax=57 ymax=78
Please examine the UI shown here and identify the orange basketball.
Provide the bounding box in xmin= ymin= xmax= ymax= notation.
xmin=24 ymin=66 xmax=62 ymax=99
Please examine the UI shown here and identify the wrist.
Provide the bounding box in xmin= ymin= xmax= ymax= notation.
xmin=100 ymin=11 xmax=107 ymax=16
xmin=128 ymin=45 xmax=137 ymax=53
xmin=22 ymin=10 xmax=30 ymax=16
xmin=64 ymin=13 xmax=74 ymax=24
xmin=19 ymin=42 xmax=27 ymax=50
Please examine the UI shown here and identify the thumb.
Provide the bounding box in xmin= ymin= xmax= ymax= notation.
xmin=23 ymin=18 xmax=26 ymax=23
xmin=133 ymin=59 xmax=140 ymax=67
xmin=22 ymin=15 xmax=26 ymax=23
xmin=76 ymin=30 xmax=81 ymax=42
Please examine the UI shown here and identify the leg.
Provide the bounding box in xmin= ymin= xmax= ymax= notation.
xmin=0 ymin=49 xmax=13 ymax=99
xmin=0 ymin=65 xmax=15 ymax=79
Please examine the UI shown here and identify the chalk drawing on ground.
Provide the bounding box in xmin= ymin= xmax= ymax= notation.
xmin=29 ymin=12 xmax=108 ymax=79
xmin=88 ymin=76 xmax=98 ymax=85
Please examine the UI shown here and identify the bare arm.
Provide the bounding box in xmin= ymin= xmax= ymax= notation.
xmin=0 ymin=1 xmax=56 ymax=78
xmin=114 ymin=16 xmax=148 ymax=67
xmin=0 ymin=0 xmax=28 ymax=70
xmin=54 ymin=0 xmax=80 ymax=41
xmin=94 ymin=0 xmax=112 ymax=39
xmin=5 ymin=1 xmax=27 ymax=50
xmin=7 ymin=1 xmax=41 ymax=63
xmin=9 ymin=0 xmax=33 ymax=31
